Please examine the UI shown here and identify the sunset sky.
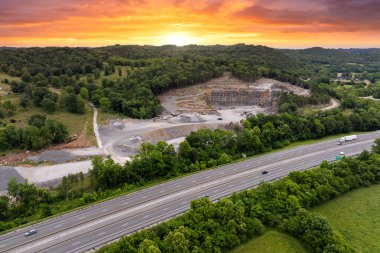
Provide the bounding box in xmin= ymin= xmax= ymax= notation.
xmin=1 ymin=0 xmax=379 ymax=48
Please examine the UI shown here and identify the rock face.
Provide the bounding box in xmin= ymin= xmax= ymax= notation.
xmin=205 ymin=88 xmax=287 ymax=107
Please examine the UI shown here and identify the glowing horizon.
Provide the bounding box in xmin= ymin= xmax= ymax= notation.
xmin=1 ymin=0 xmax=379 ymax=48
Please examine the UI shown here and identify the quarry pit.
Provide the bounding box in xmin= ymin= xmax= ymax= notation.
xmin=100 ymin=73 xmax=311 ymax=163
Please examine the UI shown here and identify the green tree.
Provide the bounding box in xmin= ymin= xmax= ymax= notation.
xmin=2 ymin=100 xmax=16 ymax=117
xmin=40 ymin=203 xmax=52 ymax=218
xmin=19 ymin=94 xmax=30 ymax=109
xmin=43 ymin=119 xmax=69 ymax=143
xmin=99 ymin=97 xmax=111 ymax=112
xmin=23 ymin=126 xmax=47 ymax=150
xmin=42 ymin=98 xmax=58 ymax=113
xmin=372 ymin=138 xmax=380 ymax=154
xmin=33 ymin=87 xmax=50 ymax=106
xmin=28 ymin=114 xmax=46 ymax=128
xmin=0 ymin=195 xmax=9 ymax=220
xmin=163 ymin=226 xmax=190 ymax=253
xmin=138 ymin=239 xmax=161 ymax=253
xmin=80 ymin=87 xmax=89 ymax=100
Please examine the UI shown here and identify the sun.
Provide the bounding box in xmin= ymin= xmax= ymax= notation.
xmin=161 ymin=33 xmax=195 ymax=46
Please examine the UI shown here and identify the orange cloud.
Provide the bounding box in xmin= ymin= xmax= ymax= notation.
xmin=0 ymin=0 xmax=379 ymax=47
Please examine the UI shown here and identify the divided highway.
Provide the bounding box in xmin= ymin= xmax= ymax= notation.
xmin=1 ymin=131 xmax=379 ymax=253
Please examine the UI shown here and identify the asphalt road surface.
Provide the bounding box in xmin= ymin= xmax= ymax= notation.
xmin=1 ymin=131 xmax=379 ymax=253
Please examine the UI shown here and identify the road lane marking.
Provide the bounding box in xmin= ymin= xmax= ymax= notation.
xmin=99 ymin=232 xmax=106 ymax=236
xmin=11 ymin=138 xmax=377 ymax=253
xmin=181 ymin=201 xmax=187 ymax=205
xmin=163 ymin=208 xmax=169 ymax=211
xmin=143 ymin=215 xmax=150 ymax=219
xmin=55 ymin=225 xmax=62 ymax=228
xmin=72 ymin=242 xmax=81 ymax=246
xmin=213 ymin=190 xmax=219 ymax=193
xmin=122 ymin=202 xmax=129 ymax=206
xmin=122 ymin=223 xmax=129 ymax=227
xmin=101 ymin=209 xmax=108 ymax=213
xmin=79 ymin=216 xmax=87 ymax=220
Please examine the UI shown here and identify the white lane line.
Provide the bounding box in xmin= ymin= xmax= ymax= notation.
xmin=99 ymin=232 xmax=106 ymax=236
xmin=163 ymin=208 xmax=169 ymax=211
xmin=181 ymin=201 xmax=187 ymax=205
xmin=220 ymin=172 xmax=225 ymax=174
xmin=122 ymin=202 xmax=129 ymax=206
xmin=122 ymin=223 xmax=129 ymax=227
xmin=55 ymin=225 xmax=62 ymax=228
xmin=101 ymin=209 xmax=108 ymax=213
xmin=12 ymin=140 xmax=376 ymax=253
xmin=143 ymin=215 xmax=150 ymax=219
xmin=79 ymin=216 xmax=86 ymax=220
xmin=213 ymin=190 xmax=219 ymax=193
xmin=72 ymin=241 xmax=81 ymax=246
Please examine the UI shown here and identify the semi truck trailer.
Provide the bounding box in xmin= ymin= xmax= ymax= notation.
xmin=338 ymin=135 xmax=357 ymax=144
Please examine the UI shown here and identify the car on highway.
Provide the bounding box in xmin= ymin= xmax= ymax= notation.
xmin=24 ymin=229 xmax=38 ymax=236
xmin=340 ymin=151 xmax=345 ymax=156
xmin=202 ymin=194 xmax=210 ymax=198
xmin=261 ymin=170 xmax=268 ymax=174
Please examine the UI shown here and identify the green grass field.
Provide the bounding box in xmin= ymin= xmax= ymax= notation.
xmin=313 ymin=184 xmax=380 ymax=253
xmin=1 ymin=94 xmax=93 ymax=137
xmin=229 ymin=231 xmax=308 ymax=253
xmin=0 ymin=72 xmax=21 ymax=83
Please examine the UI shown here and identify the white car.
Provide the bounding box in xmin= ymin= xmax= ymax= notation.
xmin=24 ymin=229 xmax=38 ymax=236
xmin=339 ymin=152 xmax=345 ymax=156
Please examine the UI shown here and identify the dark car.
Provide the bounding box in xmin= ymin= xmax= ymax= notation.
xmin=202 ymin=194 xmax=210 ymax=198
xmin=261 ymin=170 xmax=268 ymax=174
xmin=24 ymin=229 xmax=38 ymax=236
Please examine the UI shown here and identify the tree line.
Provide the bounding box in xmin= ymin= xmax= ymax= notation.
xmin=78 ymin=110 xmax=380 ymax=194
xmin=98 ymin=144 xmax=380 ymax=253
xmin=0 ymin=114 xmax=68 ymax=152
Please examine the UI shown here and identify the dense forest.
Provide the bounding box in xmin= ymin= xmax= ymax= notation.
xmin=4 ymin=45 xmax=379 ymax=119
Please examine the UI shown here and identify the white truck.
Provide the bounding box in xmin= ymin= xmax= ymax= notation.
xmin=338 ymin=135 xmax=357 ymax=144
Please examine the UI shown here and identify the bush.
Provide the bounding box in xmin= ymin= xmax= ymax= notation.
xmin=42 ymin=98 xmax=58 ymax=113
xmin=81 ymin=193 xmax=97 ymax=205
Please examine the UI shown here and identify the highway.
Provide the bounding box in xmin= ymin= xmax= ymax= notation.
xmin=0 ymin=131 xmax=379 ymax=253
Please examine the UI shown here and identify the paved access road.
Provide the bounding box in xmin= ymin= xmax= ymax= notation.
xmin=1 ymin=131 xmax=379 ymax=253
